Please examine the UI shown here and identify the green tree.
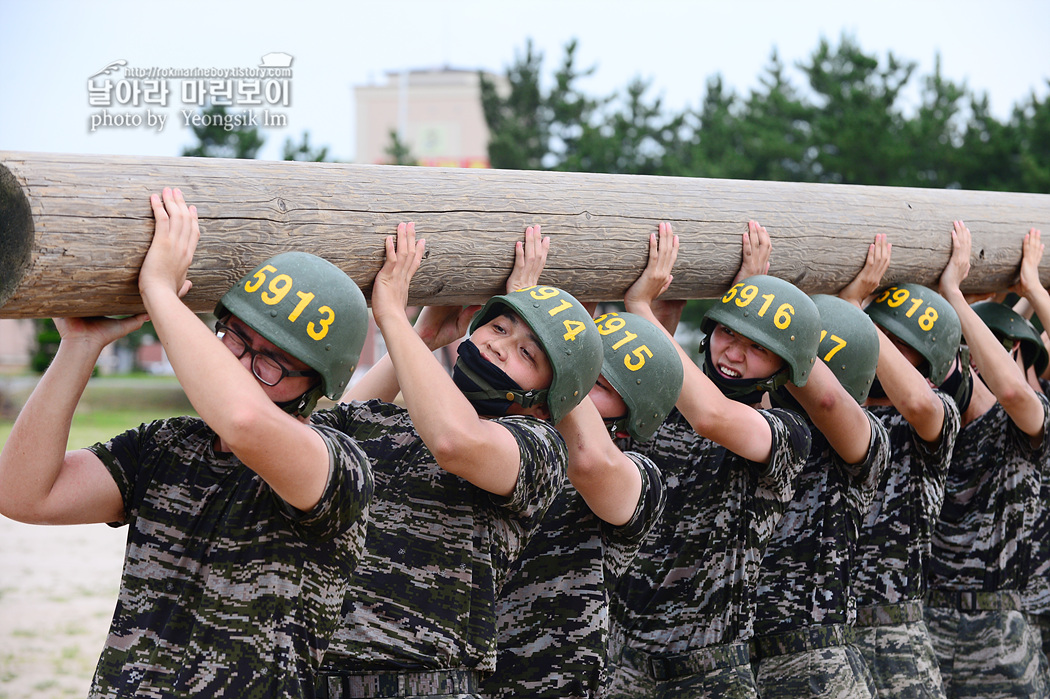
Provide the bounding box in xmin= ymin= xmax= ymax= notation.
xmin=480 ymin=39 xmax=599 ymax=171
xmin=561 ymin=78 xmax=685 ymax=175
xmin=900 ymin=55 xmax=967 ymax=188
xmin=383 ymin=129 xmax=418 ymax=165
xmin=738 ymin=50 xmax=815 ymax=182
xmin=673 ymin=76 xmax=749 ymax=179
xmin=799 ymin=35 xmax=916 ymax=185
xmin=1015 ymin=87 xmax=1050 ymax=193
xmin=181 ymin=104 xmax=265 ymax=159
xmin=282 ymin=131 xmax=330 ymax=162
xmin=956 ymin=93 xmax=1020 ymax=192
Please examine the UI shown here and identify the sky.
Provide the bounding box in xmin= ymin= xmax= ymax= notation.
xmin=1 ymin=0 xmax=1048 ymax=163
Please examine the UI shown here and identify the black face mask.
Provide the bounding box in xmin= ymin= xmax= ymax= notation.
xmin=452 ymin=339 xmax=548 ymax=417
xmin=867 ymin=376 xmax=887 ymax=401
xmin=701 ymin=346 xmax=778 ymax=405
xmin=939 ymin=347 xmax=973 ymax=415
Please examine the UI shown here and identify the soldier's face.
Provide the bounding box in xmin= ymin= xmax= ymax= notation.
xmin=471 ymin=312 xmax=554 ymax=392
xmin=223 ymin=316 xmax=319 ymax=402
xmin=589 ymin=374 xmax=628 ymax=421
xmin=708 ymin=323 xmax=784 ymax=380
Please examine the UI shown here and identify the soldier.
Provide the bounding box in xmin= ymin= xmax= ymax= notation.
xmin=605 ymin=221 xmax=870 ymax=698
xmin=1012 ymin=228 xmax=1050 ymax=676
xmin=481 ymin=228 xmax=681 ymax=699
xmin=751 ymin=294 xmax=890 ymax=699
xmin=0 ymin=188 xmax=375 ymax=698
xmin=840 ymin=234 xmax=960 ymax=698
xmin=311 ymin=222 xmax=604 ymax=698
xmin=926 ymin=221 xmax=1050 ymax=698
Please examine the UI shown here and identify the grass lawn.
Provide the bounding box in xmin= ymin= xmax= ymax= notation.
xmin=0 ymin=384 xmax=195 ymax=699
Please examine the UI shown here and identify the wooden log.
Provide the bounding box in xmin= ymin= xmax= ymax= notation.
xmin=2 ymin=150 xmax=1050 ymax=319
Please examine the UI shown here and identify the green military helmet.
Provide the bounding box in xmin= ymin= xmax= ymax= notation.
xmin=864 ymin=282 xmax=960 ymax=384
xmin=972 ymin=300 xmax=1049 ymax=375
xmin=811 ymin=294 xmax=880 ymax=403
xmin=215 ymin=251 xmax=369 ymax=407
xmin=593 ymin=311 xmax=684 ymax=442
xmin=701 ymin=274 xmax=821 ymax=386
xmin=471 ymin=285 xmax=603 ymax=423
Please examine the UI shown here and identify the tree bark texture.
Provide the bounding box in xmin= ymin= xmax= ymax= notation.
xmin=2 ymin=151 xmax=1049 ymax=319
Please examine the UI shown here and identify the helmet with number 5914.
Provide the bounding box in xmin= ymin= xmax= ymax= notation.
xmin=864 ymin=282 xmax=960 ymax=384
xmin=701 ymin=274 xmax=821 ymax=386
xmin=471 ymin=285 xmax=603 ymax=423
xmin=215 ymin=251 xmax=369 ymax=408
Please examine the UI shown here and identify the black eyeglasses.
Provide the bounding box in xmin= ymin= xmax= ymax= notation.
xmin=215 ymin=321 xmax=317 ymax=387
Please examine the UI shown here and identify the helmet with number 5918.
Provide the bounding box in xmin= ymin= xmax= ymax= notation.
xmin=864 ymin=282 xmax=960 ymax=384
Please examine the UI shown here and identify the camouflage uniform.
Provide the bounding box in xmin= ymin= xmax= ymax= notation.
xmin=926 ymin=393 xmax=1050 ymax=698
xmin=852 ymin=392 xmax=961 ymax=699
xmin=752 ymin=413 xmax=889 ymax=698
xmin=85 ymin=417 xmax=373 ymax=699
xmin=1022 ymin=380 xmax=1050 ymax=680
xmin=480 ymin=451 xmax=665 ymax=699
xmin=604 ymin=407 xmax=811 ymax=698
xmin=311 ymin=399 xmax=564 ymax=698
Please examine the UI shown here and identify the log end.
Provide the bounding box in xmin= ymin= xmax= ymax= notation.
xmin=0 ymin=162 xmax=33 ymax=310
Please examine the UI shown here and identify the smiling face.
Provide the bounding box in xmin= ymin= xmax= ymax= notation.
xmin=469 ymin=312 xmax=554 ymax=393
xmin=708 ymin=323 xmax=784 ymax=381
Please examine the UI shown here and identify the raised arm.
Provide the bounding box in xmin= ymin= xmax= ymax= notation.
xmin=0 ymin=315 xmax=144 ymax=525
xmin=624 ymin=222 xmax=776 ymax=463
xmin=840 ymin=234 xmax=946 ymax=442
xmin=371 ymin=222 xmax=528 ymax=496
xmin=1011 ymin=228 xmax=1050 ymax=381
xmin=139 ymin=189 xmax=333 ymax=512
xmin=557 ymin=396 xmax=644 ymax=526
xmin=940 ymin=221 xmax=1045 ymax=437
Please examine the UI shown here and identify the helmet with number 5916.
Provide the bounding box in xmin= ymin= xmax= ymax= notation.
xmin=701 ymin=274 xmax=821 ymax=386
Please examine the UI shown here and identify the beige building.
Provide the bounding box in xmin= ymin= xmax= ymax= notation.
xmin=354 ymin=67 xmax=508 ymax=167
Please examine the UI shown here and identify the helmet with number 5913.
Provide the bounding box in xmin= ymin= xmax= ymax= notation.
xmin=215 ymin=251 xmax=369 ymax=406
xmin=471 ymin=285 xmax=603 ymax=423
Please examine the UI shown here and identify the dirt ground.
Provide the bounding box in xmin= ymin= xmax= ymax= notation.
xmin=0 ymin=516 xmax=126 ymax=698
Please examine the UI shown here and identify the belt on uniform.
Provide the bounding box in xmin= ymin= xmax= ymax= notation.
xmin=925 ymin=589 xmax=1022 ymax=612
xmin=315 ymin=669 xmax=480 ymax=698
xmin=750 ymin=624 xmax=853 ymax=660
xmin=855 ymin=599 xmax=925 ymax=627
xmin=618 ymin=641 xmax=750 ymax=681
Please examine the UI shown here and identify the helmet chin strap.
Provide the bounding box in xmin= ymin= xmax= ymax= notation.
xmin=275 ymin=384 xmax=323 ymax=419
xmin=700 ymin=335 xmax=788 ymax=404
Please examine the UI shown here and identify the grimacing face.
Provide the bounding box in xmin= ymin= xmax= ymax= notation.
xmin=708 ymin=323 xmax=785 ymax=381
